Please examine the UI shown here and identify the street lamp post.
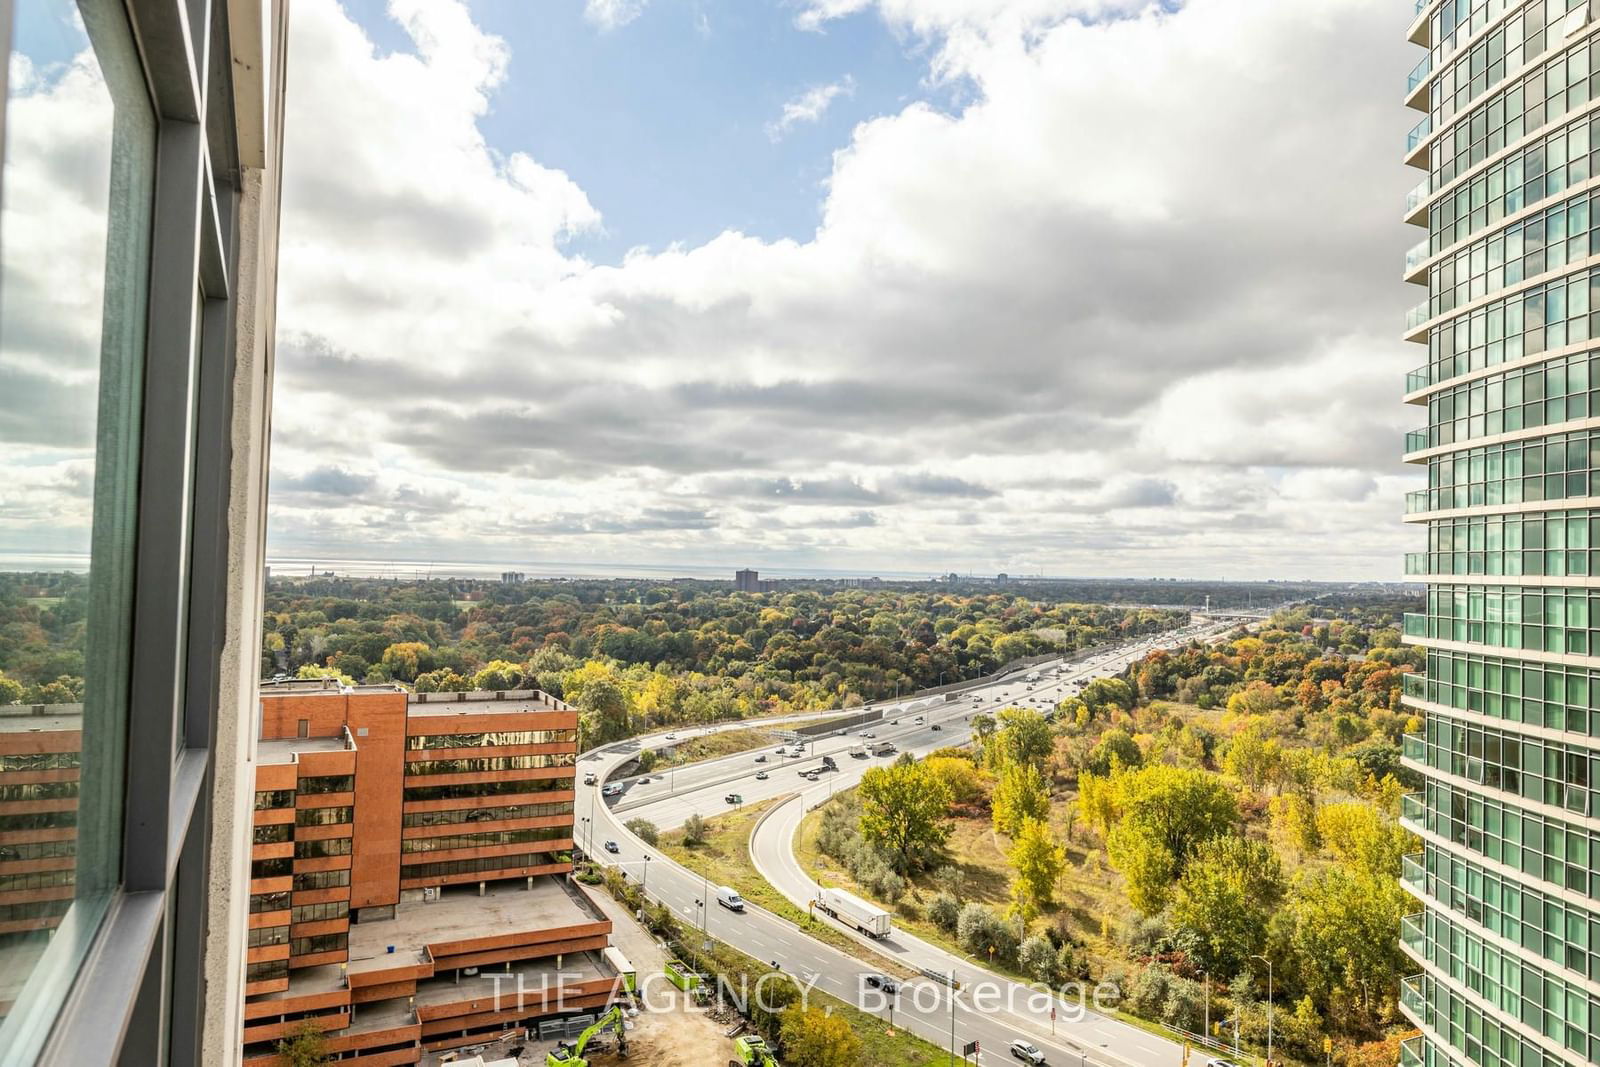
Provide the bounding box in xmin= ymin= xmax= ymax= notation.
xmin=1201 ymin=969 xmax=1209 ymax=1040
xmin=1252 ymin=954 xmax=1274 ymax=1067
xmin=948 ymin=970 xmax=957 ymax=1067
xmin=642 ymin=854 xmax=650 ymax=892
xmin=580 ymin=816 xmax=591 ymax=858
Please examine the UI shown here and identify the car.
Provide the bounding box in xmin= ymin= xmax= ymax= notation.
xmin=664 ymin=733 xmax=677 ymax=740
xmin=863 ymin=973 xmax=900 ymax=994
xmin=754 ymin=754 xmax=768 ymax=763
xmin=914 ymin=716 xmax=925 ymax=724
xmin=602 ymin=783 xmax=623 ymax=797
xmin=583 ymin=772 xmax=597 ymax=785
xmin=755 ymin=770 xmax=769 ymax=780
xmin=725 ymin=793 xmax=743 ymax=804
xmin=1203 ymin=1059 xmax=1243 ymax=1067
xmin=1009 ymin=1040 xmax=1045 ymax=1064
xmin=863 ymin=732 xmax=875 ymax=739
xmin=858 ymin=730 xmax=870 ymax=737
xmin=890 ymin=718 xmax=899 ymax=725
xmin=931 ymin=723 xmax=942 ymax=731
xmin=604 ymin=840 xmax=620 ymax=854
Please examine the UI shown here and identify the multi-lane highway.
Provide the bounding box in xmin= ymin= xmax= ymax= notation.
xmin=579 ymin=619 xmax=1236 ymax=1066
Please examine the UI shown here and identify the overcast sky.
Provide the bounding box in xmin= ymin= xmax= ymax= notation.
xmin=1 ymin=0 xmax=1425 ymax=580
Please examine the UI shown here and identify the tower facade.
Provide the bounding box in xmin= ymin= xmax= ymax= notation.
xmin=1400 ymin=5 xmax=1600 ymax=1067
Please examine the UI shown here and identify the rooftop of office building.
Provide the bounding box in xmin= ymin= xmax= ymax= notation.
xmin=0 ymin=705 xmax=82 ymax=735
xmin=256 ymin=734 xmax=353 ymax=764
xmin=406 ymin=689 xmax=572 ymax=716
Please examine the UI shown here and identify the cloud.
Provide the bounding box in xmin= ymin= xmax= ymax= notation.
xmin=767 ymin=76 xmax=856 ymax=140
xmin=584 ymin=0 xmax=648 ymax=31
xmin=239 ymin=0 xmax=1424 ymax=579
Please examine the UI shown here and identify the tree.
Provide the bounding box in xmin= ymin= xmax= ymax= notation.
xmin=956 ymin=903 xmax=1018 ymax=964
xmin=1220 ymin=723 xmax=1281 ymax=793
xmin=857 ymin=761 xmax=952 ymax=873
xmin=992 ymin=760 xmax=1050 ymax=837
xmin=780 ymin=1004 xmax=861 ymax=1067
xmin=1085 ymin=727 xmax=1142 ymax=777
xmin=1103 ymin=764 xmax=1238 ymax=915
xmin=990 ymin=707 xmax=1054 ymax=769
xmin=274 ymin=1022 xmax=331 ymax=1067
xmin=1283 ymin=864 xmax=1408 ymax=1022
xmin=0 ymin=671 xmax=23 ymax=705
xmin=1019 ymin=934 xmax=1058 ymax=983
xmin=1008 ymin=816 xmax=1066 ymax=915
xmin=682 ymin=813 xmax=708 ymax=846
xmin=1169 ymin=835 xmax=1285 ymax=972
xmin=1075 ymin=771 xmax=1117 ymax=838
xmin=1081 ymin=677 xmax=1134 ymax=718
xmin=925 ymin=755 xmax=985 ymax=805
xmin=471 ymin=659 xmax=524 ymax=691
xmin=625 ymin=818 xmax=659 ymax=846
xmin=1314 ymin=801 xmax=1411 ymax=876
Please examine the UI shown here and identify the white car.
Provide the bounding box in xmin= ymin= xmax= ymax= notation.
xmin=1010 ymin=1040 xmax=1046 ymax=1064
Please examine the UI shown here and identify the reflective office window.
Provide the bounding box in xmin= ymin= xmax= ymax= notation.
xmin=0 ymin=0 xmax=154 ymax=1056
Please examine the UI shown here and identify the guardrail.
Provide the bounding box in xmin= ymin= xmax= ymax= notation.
xmin=1158 ymin=1022 xmax=1260 ymax=1066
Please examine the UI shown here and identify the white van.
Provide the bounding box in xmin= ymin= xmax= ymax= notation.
xmin=716 ymin=886 xmax=745 ymax=912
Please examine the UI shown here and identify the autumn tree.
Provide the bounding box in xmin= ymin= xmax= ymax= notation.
xmin=780 ymin=1005 xmax=862 ymax=1067
xmin=1102 ymin=764 xmax=1238 ymax=914
xmin=858 ymin=760 xmax=952 ymax=873
xmin=988 ymin=707 xmax=1054 ymax=769
xmin=1009 ymin=816 xmax=1066 ymax=917
xmin=992 ymin=759 xmax=1050 ymax=837
xmin=1169 ymin=834 xmax=1285 ymax=972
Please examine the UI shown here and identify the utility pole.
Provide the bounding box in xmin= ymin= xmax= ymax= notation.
xmin=1252 ymin=954 xmax=1274 ymax=1067
xmin=948 ymin=971 xmax=957 ymax=1067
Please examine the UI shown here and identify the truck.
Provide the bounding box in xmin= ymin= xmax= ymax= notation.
xmin=814 ymin=886 xmax=891 ymax=938
xmin=849 ymin=743 xmax=868 ymax=759
xmin=1025 ymin=671 xmax=1041 ymax=683
xmin=872 ymin=740 xmax=896 ymax=756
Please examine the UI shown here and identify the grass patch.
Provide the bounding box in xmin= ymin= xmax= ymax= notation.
xmin=659 ymin=797 xmax=917 ymax=978
xmin=654 ymin=713 xmax=851 ymax=767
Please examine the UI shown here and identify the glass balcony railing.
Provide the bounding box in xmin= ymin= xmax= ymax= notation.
xmin=1408 ymin=54 xmax=1432 ymax=94
xmin=1408 ymin=115 xmax=1432 ymax=152
xmin=1405 ymin=239 xmax=1430 ymax=276
xmin=1406 ymin=428 xmax=1429 ymax=453
xmin=1403 ymin=671 xmax=1425 ymax=697
xmin=1406 ymin=489 xmax=1431 ymax=514
xmin=1406 ymin=364 xmax=1430 ymax=392
xmin=1404 ymin=732 xmax=1426 ymax=761
xmin=1406 ymin=179 xmax=1431 ymax=217
xmin=1401 ymin=1035 xmax=1424 ymax=1067
xmin=1404 ymin=612 xmax=1427 ymax=637
xmin=1402 ymin=852 xmax=1426 ymax=894
xmin=1414 ymin=0 xmax=1430 ymax=14
xmin=1407 ymin=301 xmax=1430 ymax=331
xmin=1401 ymin=974 xmax=1426 ymax=1017
xmin=1401 ymin=791 xmax=1427 ymax=828
xmin=1404 ymin=552 xmax=1428 ymax=575
xmin=1401 ymin=912 xmax=1426 ymax=955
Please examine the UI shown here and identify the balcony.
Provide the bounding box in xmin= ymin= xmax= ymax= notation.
xmin=1406 ymin=301 xmax=1431 ymax=340
xmin=1405 ymin=179 xmax=1431 ymax=226
xmin=1406 ymin=115 xmax=1432 ymax=167
xmin=1403 ymin=671 xmax=1425 ymax=698
xmin=1403 ymin=612 xmax=1428 ymax=637
xmin=1401 ymin=791 xmax=1427 ymax=831
xmin=1405 ymin=552 xmax=1428 ymax=575
xmin=1409 ymin=2 xmax=1432 ymax=46
xmin=1403 ymin=732 xmax=1426 ymax=762
xmin=1406 ymin=364 xmax=1430 ymax=393
xmin=1401 ymin=1035 xmax=1425 ymax=1067
xmin=1401 ymin=912 xmax=1426 ymax=957
xmin=1402 ymin=852 xmax=1427 ymax=896
xmin=1400 ymin=974 xmax=1426 ymax=1019
xmin=1405 ymin=428 xmax=1429 ymax=455
xmin=1405 ymin=239 xmax=1430 ymax=282
xmin=1407 ymin=54 xmax=1432 ymax=97
xmin=1406 ymin=489 xmax=1431 ymax=514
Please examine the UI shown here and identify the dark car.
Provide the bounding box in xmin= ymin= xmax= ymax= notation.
xmin=604 ymin=840 xmax=620 ymax=853
xmin=863 ymin=973 xmax=900 ymax=995
xmin=931 ymin=723 xmax=943 ymax=731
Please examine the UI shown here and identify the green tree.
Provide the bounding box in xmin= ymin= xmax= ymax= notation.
xmin=780 ymin=1004 xmax=861 ymax=1067
xmin=625 ymin=818 xmax=659 ymax=846
xmin=0 ymin=671 xmax=22 ymax=705
xmin=991 ymin=760 xmax=1050 ymax=837
xmin=1103 ymin=764 xmax=1238 ymax=914
xmin=471 ymin=659 xmax=524 ymax=691
xmin=1169 ymin=834 xmax=1285 ymax=972
xmin=682 ymin=813 xmax=708 ymax=846
xmin=1085 ymin=727 xmax=1142 ymax=777
xmin=857 ymin=760 xmax=952 ymax=873
xmin=274 ymin=1021 xmax=331 ymax=1067
xmin=990 ymin=707 xmax=1054 ymax=769
xmin=1283 ymin=864 xmax=1408 ymax=1022
xmin=1081 ymin=676 xmax=1134 ymax=718
xmin=1220 ymin=723 xmax=1281 ymax=793
xmin=1009 ymin=816 xmax=1066 ymax=915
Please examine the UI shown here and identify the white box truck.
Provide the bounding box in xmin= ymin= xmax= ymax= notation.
xmin=814 ymin=886 xmax=891 ymax=938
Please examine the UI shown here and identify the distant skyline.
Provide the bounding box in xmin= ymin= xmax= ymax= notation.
xmin=0 ymin=0 xmax=1420 ymax=582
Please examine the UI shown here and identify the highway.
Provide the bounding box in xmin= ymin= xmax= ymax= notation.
xmin=580 ymin=621 xmax=1235 ymax=1067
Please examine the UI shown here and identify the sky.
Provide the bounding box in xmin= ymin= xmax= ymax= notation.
xmin=1 ymin=0 xmax=1426 ymax=581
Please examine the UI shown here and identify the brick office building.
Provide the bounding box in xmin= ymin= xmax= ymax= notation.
xmin=241 ymin=681 xmax=619 ymax=1065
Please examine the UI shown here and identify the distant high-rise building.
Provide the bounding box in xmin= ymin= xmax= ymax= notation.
xmin=735 ymin=568 xmax=760 ymax=592
xmin=1399 ymin=9 xmax=1600 ymax=1067
xmin=501 ymin=571 xmax=526 ymax=584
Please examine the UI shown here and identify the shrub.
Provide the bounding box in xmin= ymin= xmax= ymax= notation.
xmin=625 ymin=818 xmax=659 ymax=846
xmin=1019 ymin=935 xmax=1058 ymax=984
xmin=926 ymin=892 xmax=962 ymax=931
xmin=682 ymin=813 xmax=708 ymax=846
xmin=956 ymin=903 xmax=1018 ymax=965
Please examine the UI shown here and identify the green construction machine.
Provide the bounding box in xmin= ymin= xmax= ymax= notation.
xmin=546 ymin=1005 xmax=628 ymax=1066
xmin=730 ymin=1034 xmax=779 ymax=1067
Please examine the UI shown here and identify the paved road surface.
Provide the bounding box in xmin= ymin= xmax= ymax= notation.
xmin=580 ymin=621 xmax=1235 ymax=1067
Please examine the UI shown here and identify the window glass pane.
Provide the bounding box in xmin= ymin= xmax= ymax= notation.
xmin=0 ymin=0 xmax=153 ymax=1056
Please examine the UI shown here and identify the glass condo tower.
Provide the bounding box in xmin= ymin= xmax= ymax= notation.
xmin=1400 ymin=4 xmax=1600 ymax=1067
